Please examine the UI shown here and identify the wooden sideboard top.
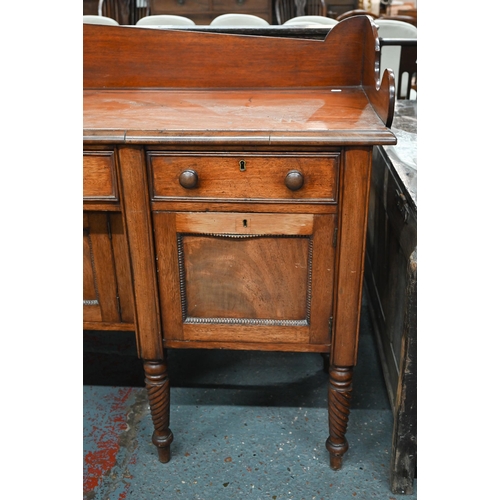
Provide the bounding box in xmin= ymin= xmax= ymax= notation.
xmin=83 ymin=16 xmax=397 ymax=146
xmin=84 ymin=88 xmax=396 ymax=145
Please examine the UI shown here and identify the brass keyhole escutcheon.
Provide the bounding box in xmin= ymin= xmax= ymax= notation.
xmin=239 ymin=160 xmax=246 ymax=172
xmin=242 ymin=219 xmax=248 ymax=228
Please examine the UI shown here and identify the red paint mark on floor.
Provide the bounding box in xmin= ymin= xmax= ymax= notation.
xmin=83 ymin=387 xmax=134 ymax=494
xmin=118 ymin=482 xmax=131 ymax=499
xmin=84 ymin=443 xmax=121 ymax=492
xmin=111 ymin=387 xmax=134 ymax=412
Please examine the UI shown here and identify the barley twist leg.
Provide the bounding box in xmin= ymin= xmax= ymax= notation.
xmin=144 ymin=359 xmax=174 ymax=463
xmin=325 ymin=365 xmax=353 ymax=470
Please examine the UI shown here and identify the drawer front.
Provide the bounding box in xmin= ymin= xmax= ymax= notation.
xmin=212 ymin=0 xmax=270 ymax=13
xmin=83 ymin=151 xmax=118 ymax=201
xmin=150 ymin=0 xmax=210 ymax=15
xmin=149 ymin=154 xmax=339 ymax=202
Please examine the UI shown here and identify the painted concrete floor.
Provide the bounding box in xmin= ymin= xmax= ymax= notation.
xmin=83 ymin=296 xmax=417 ymax=499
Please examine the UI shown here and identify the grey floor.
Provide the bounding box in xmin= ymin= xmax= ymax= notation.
xmin=83 ymin=295 xmax=417 ymax=499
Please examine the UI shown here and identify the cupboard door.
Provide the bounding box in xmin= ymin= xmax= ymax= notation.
xmin=83 ymin=212 xmax=134 ymax=328
xmin=154 ymin=211 xmax=336 ymax=349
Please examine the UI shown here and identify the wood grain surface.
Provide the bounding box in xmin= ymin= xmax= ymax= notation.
xmin=149 ymin=153 xmax=338 ymax=201
xmin=84 ymin=89 xmax=395 ymax=145
xmin=84 ymin=17 xmax=368 ymax=89
xmin=83 ymin=16 xmax=397 ymax=468
xmin=83 ymin=151 xmax=118 ymax=200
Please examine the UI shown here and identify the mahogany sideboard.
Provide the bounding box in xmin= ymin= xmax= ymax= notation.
xmin=83 ymin=16 xmax=396 ymax=470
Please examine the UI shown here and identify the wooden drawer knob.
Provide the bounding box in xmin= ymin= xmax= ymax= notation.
xmin=284 ymin=170 xmax=304 ymax=191
xmin=179 ymin=169 xmax=198 ymax=189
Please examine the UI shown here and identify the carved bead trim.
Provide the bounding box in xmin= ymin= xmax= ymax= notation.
xmin=177 ymin=234 xmax=188 ymax=317
xmin=184 ymin=317 xmax=308 ymax=326
xmin=306 ymin=238 xmax=313 ymax=321
xmin=83 ymin=299 xmax=99 ymax=306
xmin=181 ymin=233 xmax=308 ymax=240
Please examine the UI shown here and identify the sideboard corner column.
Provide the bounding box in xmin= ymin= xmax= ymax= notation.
xmin=117 ymin=145 xmax=163 ymax=360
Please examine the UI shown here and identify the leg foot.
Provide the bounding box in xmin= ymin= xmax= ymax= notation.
xmin=329 ymin=454 xmax=343 ymax=470
xmin=325 ymin=365 xmax=353 ymax=470
xmin=144 ymin=359 xmax=174 ymax=463
xmin=154 ymin=439 xmax=171 ymax=463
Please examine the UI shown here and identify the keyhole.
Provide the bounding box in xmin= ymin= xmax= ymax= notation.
xmin=242 ymin=219 xmax=247 ymax=228
xmin=239 ymin=160 xmax=246 ymax=172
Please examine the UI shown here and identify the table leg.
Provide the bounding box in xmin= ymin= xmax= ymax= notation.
xmin=325 ymin=365 xmax=353 ymax=470
xmin=144 ymin=359 xmax=174 ymax=463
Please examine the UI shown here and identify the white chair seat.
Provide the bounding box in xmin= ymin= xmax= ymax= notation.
xmin=83 ymin=15 xmax=119 ymax=26
xmin=210 ymin=14 xmax=269 ymax=26
xmin=284 ymin=16 xmax=338 ymax=26
xmin=282 ymin=21 xmax=327 ymax=27
xmin=136 ymin=15 xmax=195 ymax=26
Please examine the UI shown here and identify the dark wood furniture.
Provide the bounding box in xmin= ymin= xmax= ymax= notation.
xmin=99 ymin=0 xmax=151 ymax=24
xmin=336 ymin=8 xmax=378 ymax=20
xmin=150 ymin=0 xmax=273 ymax=24
xmin=365 ymin=99 xmax=416 ymax=493
xmin=304 ymin=0 xmax=327 ymax=17
xmin=275 ymin=0 xmax=327 ymax=24
xmin=83 ymin=16 xmax=396 ymax=470
xmin=83 ymin=154 xmax=135 ymax=330
xmin=326 ymin=0 xmax=357 ymax=19
xmin=84 ymin=0 xmax=100 ymax=15
xmin=274 ymin=0 xmax=296 ymax=23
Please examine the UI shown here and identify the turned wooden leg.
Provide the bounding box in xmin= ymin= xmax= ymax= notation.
xmin=325 ymin=365 xmax=353 ymax=470
xmin=144 ymin=359 xmax=174 ymax=463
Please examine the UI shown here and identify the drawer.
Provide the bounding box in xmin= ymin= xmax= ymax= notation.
xmin=83 ymin=151 xmax=118 ymax=201
xmin=150 ymin=0 xmax=210 ymax=15
xmin=212 ymin=0 xmax=270 ymax=13
xmin=148 ymin=153 xmax=339 ymax=202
